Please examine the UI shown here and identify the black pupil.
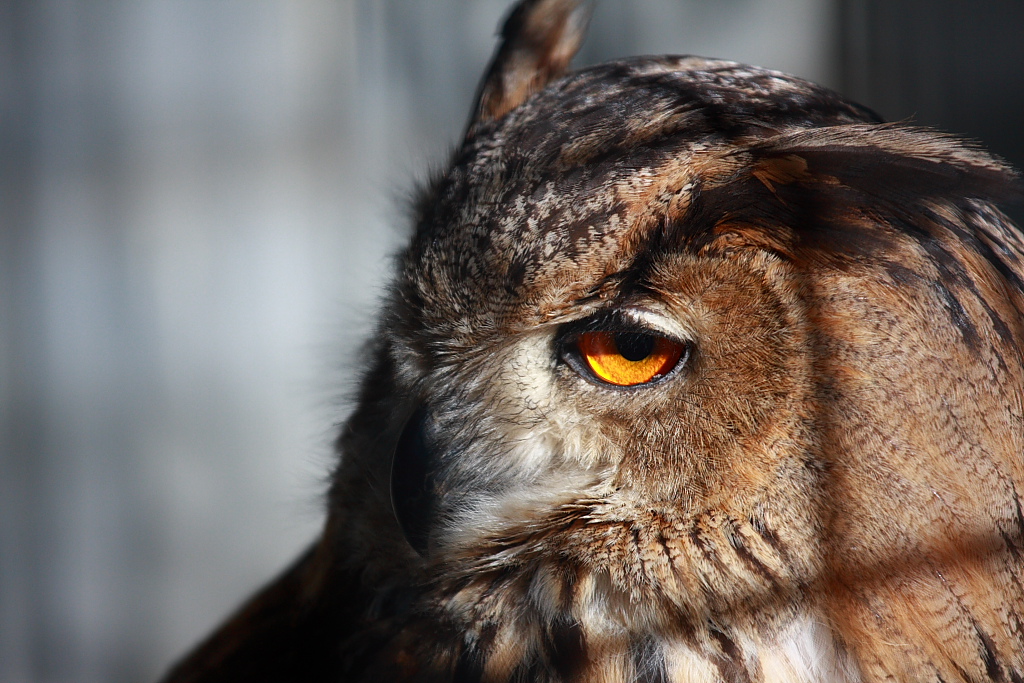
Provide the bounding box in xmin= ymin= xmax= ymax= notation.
xmin=614 ymin=332 xmax=655 ymax=362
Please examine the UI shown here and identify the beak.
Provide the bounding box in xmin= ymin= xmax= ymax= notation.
xmin=390 ymin=407 xmax=438 ymax=556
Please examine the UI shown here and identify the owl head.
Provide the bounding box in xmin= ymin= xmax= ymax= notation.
xmin=166 ymin=1 xmax=1024 ymax=681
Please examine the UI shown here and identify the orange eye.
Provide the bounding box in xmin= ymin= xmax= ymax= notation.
xmin=576 ymin=331 xmax=685 ymax=386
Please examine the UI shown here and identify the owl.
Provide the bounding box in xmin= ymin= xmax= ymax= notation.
xmin=161 ymin=1 xmax=1024 ymax=681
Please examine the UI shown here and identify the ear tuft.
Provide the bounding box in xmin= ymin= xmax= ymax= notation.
xmin=465 ymin=0 xmax=592 ymax=140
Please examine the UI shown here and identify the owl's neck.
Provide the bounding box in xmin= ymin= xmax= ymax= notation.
xmin=373 ymin=561 xmax=863 ymax=683
xmin=371 ymin=502 xmax=864 ymax=683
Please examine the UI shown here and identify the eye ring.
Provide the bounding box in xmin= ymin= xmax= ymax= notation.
xmin=559 ymin=323 xmax=690 ymax=388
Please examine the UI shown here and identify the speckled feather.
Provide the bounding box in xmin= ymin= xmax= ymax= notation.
xmin=161 ymin=1 xmax=1024 ymax=681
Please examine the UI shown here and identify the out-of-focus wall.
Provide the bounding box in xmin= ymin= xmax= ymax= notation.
xmin=837 ymin=0 xmax=1024 ymax=225
xmin=9 ymin=1 xmax=1015 ymax=681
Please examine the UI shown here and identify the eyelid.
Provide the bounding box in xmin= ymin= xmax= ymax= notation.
xmin=616 ymin=307 xmax=695 ymax=345
xmin=557 ymin=308 xmax=691 ymax=348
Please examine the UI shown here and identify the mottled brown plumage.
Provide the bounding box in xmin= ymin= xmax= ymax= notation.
xmin=161 ymin=1 xmax=1024 ymax=681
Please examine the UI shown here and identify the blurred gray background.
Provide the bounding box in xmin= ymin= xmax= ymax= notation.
xmin=1 ymin=1 xmax=1021 ymax=681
